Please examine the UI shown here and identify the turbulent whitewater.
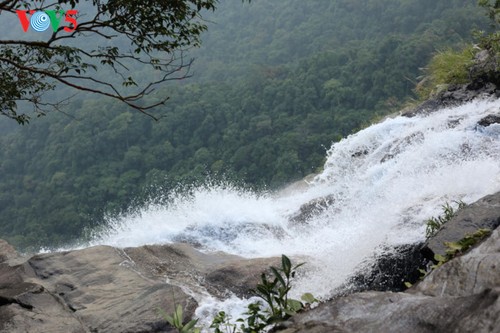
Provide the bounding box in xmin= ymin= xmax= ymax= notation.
xmin=91 ymin=98 xmax=500 ymax=308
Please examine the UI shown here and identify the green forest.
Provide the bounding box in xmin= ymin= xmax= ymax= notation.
xmin=0 ymin=0 xmax=492 ymax=251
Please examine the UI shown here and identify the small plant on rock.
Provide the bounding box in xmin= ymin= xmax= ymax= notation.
xmin=425 ymin=201 xmax=466 ymax=238
xmin=210 ymin=255 xmax=318 ymax=333
xmin=158 ymin=296 xmax=201 ymax=333
xmin=441 ymin=228 xmax=492 ymax=259
xmin=160 ymin=255 xmax=316 ymax=333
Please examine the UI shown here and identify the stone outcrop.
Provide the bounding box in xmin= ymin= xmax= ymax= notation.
xmin=3 ymin=188 xmax=497 ymax=333
xmin=1 ymin=246 xmax=192 ymax=333
xmin=402 ymin=82 xmax=499 ymax=118
xmin=0 ymin=240 xmax=18 ymax=264
xmin=288 ymin=195 xmax=335 ymax=225
xmin=1 ymin=193 xmax=499 ymax=333
xmin=403 ymin=48 xmax=499 ymax=118
xmin=469 ymin=49 xmax=500 ymax=88
xmin=0 ymin=242 xmax=279 ymax=333
xmin=477 ymin=114 xmax=500 ymax=127
xmin=275 ymin=193 xmax=500 ymax=333
xmin=344 ymin=243 xmax=426 ymax=293
xmin=1 ymin=194 xmax=498 ymax=333
xmin=277 ymin=287 xmax=499 ymax=333
xmin=421 ymin=192 xmax=500 ymax=260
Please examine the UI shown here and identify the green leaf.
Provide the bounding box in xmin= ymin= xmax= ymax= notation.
xmin=444 ymin=241 xmax=463 ymax=252
xmin=181 ymin=318 xmax=199 ymax=332
xmin=270 ymin=267 xmax=286 ymax=287
xmin=256 ymin=284 xmax=270 ymax=296
xmin=281 ymin=255 xmax=292 ymax=276
xmin=293 ymin=262 xmax=306 ymax=270
xmin=174 ymin=304 xmax=183 ymax=327
xmin=434 ymin=253 xmax=447 ymax=263
xmin=287 ymin=299 xmax=304 ymax=312
xmin=164 ymin=313 xmax=175 ymax=326
xmin=300 ymin=293 xmax=318 ymax=304
xmin=158 ymin=308 xmax=176 ymax=326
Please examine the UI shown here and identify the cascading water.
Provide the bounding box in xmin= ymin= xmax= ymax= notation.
xmin=91 ymin=98 xmax=500 ymax=323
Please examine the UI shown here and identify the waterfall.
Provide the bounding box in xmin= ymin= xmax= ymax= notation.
xmin=90 ymin=98 xmax=500 ymax=319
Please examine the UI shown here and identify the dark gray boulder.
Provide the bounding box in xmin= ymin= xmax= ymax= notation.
xmin=478 ymin=114 xmax=500 ymax=127
xmin=345 ymin=243 xmax=426 ymax=293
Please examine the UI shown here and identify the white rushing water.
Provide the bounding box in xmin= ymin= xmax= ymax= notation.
xmin=91 ymin=98 xmax=500 ymax=321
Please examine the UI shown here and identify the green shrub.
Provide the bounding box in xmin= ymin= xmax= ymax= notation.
xmin=416 ymin=47 xmax=476 ymax=99
xmin=475 ymin=29 xmax=500 ymax=53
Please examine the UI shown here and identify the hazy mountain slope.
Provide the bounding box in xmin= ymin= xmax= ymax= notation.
xmin=0 ymin=0 xmax=491 ymax=250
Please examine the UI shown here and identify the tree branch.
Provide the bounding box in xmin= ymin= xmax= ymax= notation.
xmin=0 ymin=0 xmax=218 ymax=123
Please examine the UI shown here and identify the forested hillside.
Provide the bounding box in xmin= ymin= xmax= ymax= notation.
xmin=0 ymin=0 xmax=491 ymax=250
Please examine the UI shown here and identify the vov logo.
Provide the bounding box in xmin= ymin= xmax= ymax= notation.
xmin=16 ymin=9 xmax=78 ymax=32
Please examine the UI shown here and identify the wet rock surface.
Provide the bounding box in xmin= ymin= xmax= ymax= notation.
xmin=0 ymin=242 xmax=279 ymax=333
xmin=345 ymin=243 xmax=426 ymax=293
xmin=402 ymin=82 xmax=499 ymax=118
xmin=288 ymin=195 xmax=336 ymax=225
xmin=0 ymin=189 xmax=498 ymax=333
xmin=275 ymin=193 xmax=500 ymax=333
xmin=478 ymin=114 xmax=500 ymax=127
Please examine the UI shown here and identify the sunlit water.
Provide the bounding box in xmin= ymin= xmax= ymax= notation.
xmin=88 ymin=98 xmax=500 ymax=326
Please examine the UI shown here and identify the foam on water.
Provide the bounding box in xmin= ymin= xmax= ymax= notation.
xmin=90 ymin=98 xmax=500 ymax=322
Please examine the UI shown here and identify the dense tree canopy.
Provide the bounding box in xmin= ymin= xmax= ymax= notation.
xmin=0 ymin=0 xmax=218 ymax=123
xmin=478 ymin=0 xmax=500 ymax=24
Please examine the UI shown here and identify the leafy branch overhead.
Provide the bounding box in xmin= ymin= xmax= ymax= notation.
xmin=0 ymin=0 xmax=218 ymax=123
